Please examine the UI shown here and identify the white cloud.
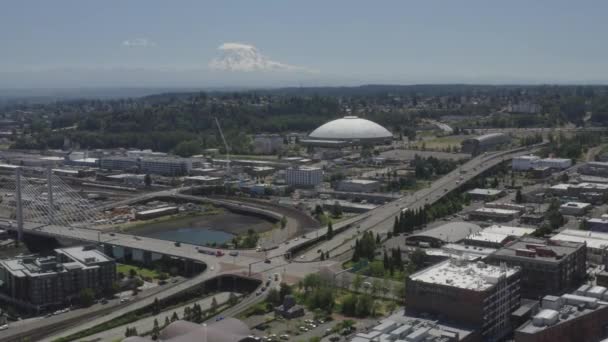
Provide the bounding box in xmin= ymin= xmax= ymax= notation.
xmin=122 ymin=38 xmax=156 ymax=48
xmin=209 ymin=42 xmax=317 ymax=73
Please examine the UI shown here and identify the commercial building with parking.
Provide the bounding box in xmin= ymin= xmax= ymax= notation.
xmin=487 ymin=237 xmax=586 ymax=299
xmin=515 ymin=288 xmax=608 ymax=342
xmin=406 ymin=258 xmax=521 ymax=342
xmin=285 ymin=166 xmax=323 ymax=187
xmin=0 ymin=246 xmax=116 ymax=312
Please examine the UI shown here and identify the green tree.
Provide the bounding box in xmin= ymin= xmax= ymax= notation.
xmin=341 ymin=293 xmax=357 ymax=316
xmin=546 ymin=198 xmax=565 ymax=230
xmin=515 ymin=189 xmax=523 ymax=203
xmin=152 ymin=318 xmax=160 ymax=340
xmin=144 ymin=173 xmax=152 ymax=187
xmin=210 ymin=297 xmax=218 ymax=313
xmin=152 ymin=297 xmax=161 ymax=315
xmin=280 ymin=216 xmax=287 ymax=229
xmin=409 ymin=249 xmax=427 ymax=271
xmin=228 ymin=292 xmax=238 ymax=305
xmin=79 ymin=288 xmax=95 ymax=307
xmin=171 ymin=311 xmax=179 ymax=322
xmin=326 ymin=221 xmax=334 ymax=240
xmin=267 ymin=288 xmax=281 ymax=305
xmin=352 ymin=274 xmax=363 ymax=292
xmin=314 ymin=204 xmax=324 ymax=218
xmin=164 ymin=316 xmax=171 ymax=328
xmin=279 ymin=282 xmax=292 ymax=302
xmin=173 ymin=139 xmax=202 ymax=157
xmin=331 ymin=201 xmax=343 ymax=218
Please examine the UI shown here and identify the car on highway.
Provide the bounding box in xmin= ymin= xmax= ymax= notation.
xmin=264 ymin=259 xmax=271 ymax=264
xmin=101 ymin=299 xmax=109 ymax=304
xmin=174 ymin=241 xmax=181 ymax=247
xmin=229 ymin=251 xmax=239 ymax=257
xmin=280 ymin=334 xmax=290 ymax=340
xmin=0 ymin=324 xmax=8 ymax=331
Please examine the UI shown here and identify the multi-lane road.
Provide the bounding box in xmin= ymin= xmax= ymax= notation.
xmin=0 ymin=144 xmax=541 ymax=341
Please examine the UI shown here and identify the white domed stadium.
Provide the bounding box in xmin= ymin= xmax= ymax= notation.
xmin=306 ymin=116 xmax=393 ymax=146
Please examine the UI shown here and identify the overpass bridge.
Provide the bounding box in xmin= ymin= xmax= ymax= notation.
xmin=0 ymin=144 xmax=544 ymax=341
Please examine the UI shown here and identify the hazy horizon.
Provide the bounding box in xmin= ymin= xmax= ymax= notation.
xmin=2 ymin=0 xmax=608 ymax=89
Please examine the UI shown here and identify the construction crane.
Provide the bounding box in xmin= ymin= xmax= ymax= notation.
xmin=214 ymin=117 xmax=231 ymax=177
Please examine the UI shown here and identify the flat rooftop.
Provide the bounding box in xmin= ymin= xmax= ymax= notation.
xmin=472 ymin=207 xmax=520 ymax=215
xmin=467 ymin=188 xmax=504 ymax=196
xmin=517 ymin=292 xmax=607 ymax=335
xmin=551 ymin=229 xmax=608 ymax=250
xmin=466 ymin=225 xmax=536 ymax=244
xmin=56 ymin=246 xmax=112 ymax=264
xmin=491 ymin=237 xmax=584 ymax=263
xmin=560 ymin=201 xmax=592 ymax=209
xmin=137 ymin=206 xmax=178 ymax=215
xmin=409 ymin=258 xmax=518 ymax=291
xmin=408 ymin=221 xmax=483 ymax=244
xmin=341 ymin=179 xmax=379 ymax=185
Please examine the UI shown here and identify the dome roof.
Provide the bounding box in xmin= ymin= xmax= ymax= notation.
xmin=309 ymin=116 xmax=392 ymax=141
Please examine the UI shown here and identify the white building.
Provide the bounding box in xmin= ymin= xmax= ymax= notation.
xmin=100 ymin=157 xmax=138 ymax=171
xmin=508 ymin=103 xmax=541 ymax=114
xmin=285 ymin=167 xmax=323 ymax=187
xmin=559 ymin=201 xmax=592 ymax=216
xmin=126 ymin=149 xmax=167 ymax=158
xmin=465 ymin=225 xmax=537 ymax=248
xmin=468 ymin=207 xmax=520 ymax=222
xmin=337 ymin=179 xmax=380 ymax=193
xmin=512 ymin=155 xmax=541 ymax=171
xmin=551 ymin=229 xmax=608 ymax=265
xmin=536 ymin=158 xmax=572 ymax=170
xmin=139 ymin=157 xmax=192 ymax=177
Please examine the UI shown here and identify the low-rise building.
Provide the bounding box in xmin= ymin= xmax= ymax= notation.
xmin=464 ymin=225 xmax=537 ymax=249
xmin=468 ymin=207 xmax=520 ymax=222
xmin=559 ymin=201 xmax=592 ymax=216
xmin=466 ymin=188 xmax=505 ymax=202
xmin=336 ymin=179 xmax=380 ymax=193
xmin=551 ymin=229 xmax=608 ymax=265
xmin=587 ymin=218 xmax=608 ymax=232
xmin=461 ymin=133 xmax=510 ymax=155
xmin=100 ymin=156 xmax=138 ymax=172
xmin=105 ymin=173 xmax=146 ymax=187
xmin=0 ymin=246 xmax=116 ymax=312
xmin=487 ymin=237 xmax=586 ymax=298
xmin=515 ymin=290 xmax=608 ymax=342
xmin=484 ymin=202 xmax=526 ymax=214
xmin=580 ymin=161 xmax=608 ymax=177
xmin=406 ymin=222 xmax=483 ymax=248
xmin=140 ymin=157 xmax=192 ymax=177
xmin=135 ymin=206 xmax=179 ymax=220
xmin=285 ymin=166 xmax=323 ymax=187
xmin=183 ymin=176 xmax=223 ymax=186
xmin=406 ymin=258 xmax=521 ymax=341
xmin=512 ymin=155 xmax=541 ymax=171
xmin=534 ymin=158 xmax=572 ymax=170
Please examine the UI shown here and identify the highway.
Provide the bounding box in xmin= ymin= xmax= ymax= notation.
xmin=285 ymin=146 xmax=542 ymax=261
xmin=0 ymin=144 xmax=541 ymax=341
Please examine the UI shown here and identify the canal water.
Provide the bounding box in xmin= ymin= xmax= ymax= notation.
xmin=133 ymin=211 xmax=272 ymax=246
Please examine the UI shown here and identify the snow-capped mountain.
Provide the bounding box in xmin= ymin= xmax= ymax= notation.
xmin=209 ymin=42 xmax=315 ymax=73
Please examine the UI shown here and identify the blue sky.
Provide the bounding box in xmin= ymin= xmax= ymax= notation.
xmin=1 ymin=0 xmax=607 ymax=87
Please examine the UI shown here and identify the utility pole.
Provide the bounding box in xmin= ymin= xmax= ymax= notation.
xmin=46 ymin=166 xmax=54 ymax=225
xmin=15 ymin=168 xmax=23 ymax=243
